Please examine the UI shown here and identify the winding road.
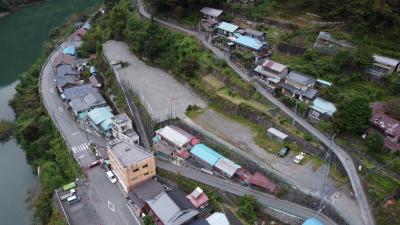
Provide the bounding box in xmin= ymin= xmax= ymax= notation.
xmin=135 ymin=1 xmax=374 ymax=225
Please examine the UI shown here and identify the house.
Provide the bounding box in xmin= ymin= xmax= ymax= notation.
xmin=267 ymin=127 xmax=288 ymax=143
xmin=69 ymin=91 xmax=107 ymax=116
xmin=62 ymin=83 xmax=100 ymax=101
xmin=145 ymin=191 xmax=199 ymax=225
xmin=62 ymin=46 xmax=76 ymax=56
xmin=89 ymin=75 xmax=103 ymax=88
xmin=248 ymin=172 xmax=278 ymax=193
xmin=253 ymin=59 xmax=288 ymax=90
xmin=56 ymin=64 xmax=80 ymax=78
xmin=316 ymin=79 xmax=332 ymax=88
xmin=190 ymin=144 xmax=224 ymax=170
xmin=214 ymin=158 xmax=241 ymax=178
xmin=155 ymin=126 xmax=198 ymax=151
xmin=313 ymin=31 xmax=354 ymax=55
xmin=216 ymin=22 xmax=239 ymax=37
xmin=308 ymin=97 xmax=337 ymax=121
xmin=52 ymin=54 xmax=76 ymax=68
xmin=280 ymin=71 xmax=318 ymax=102
xmin=128 ymin=178 xmax=165 ymax=215
xmin=370 ymin=102 xmax=400 ymax=152
xmin=108 ymin=139 xmax=156 ymax=193
xmin=87 ymin=107 xmax=114 ymax=135
xmin=55 ymin=75 xmax=81 ymax=92
xmin=111 ymin=113 xmax=140 ymax=145
xmin=186 ymin=187 xmax=209 ymax=209
xmin=206 ymin=212 xmax=230 ymax=225
xmin=366 ymin=55 xmax=400 ymax=77
xmin=232 ymin=34 xmax=267 ymax=52
xmin=200 ymin=7 xmax=223 ymax=20
xmin=240 ymin=28 xmax=265 ymax=42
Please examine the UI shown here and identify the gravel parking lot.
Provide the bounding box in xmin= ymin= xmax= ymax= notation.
xmin=103 ymin=41 xmax=206 ymax=121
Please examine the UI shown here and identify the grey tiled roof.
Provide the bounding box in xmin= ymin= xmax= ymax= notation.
xmin=56 ymin=64 xmax=80 ymax=77
xmin=286 ymin=71 xmax=315 ymax=86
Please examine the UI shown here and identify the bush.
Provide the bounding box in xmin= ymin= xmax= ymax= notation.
xmin=366 ymin=133 xmax=384 ymax=152
xmin=238 ymin=195 xmax=259 ymax=224
xmin=0 ymin=120 xmax=14 ymax=143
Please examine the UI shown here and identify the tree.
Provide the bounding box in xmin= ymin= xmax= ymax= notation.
xmin=365 ymin=133 xmax=384 ymax=152
xmin=375 ymin=201 xmax=400 ymax=225
xmin=333 ymin=95 xmax=371 ymax=134
xmin=355 ymin=48 xmax=373 ymax=68
xmin=143 ymin=215 xmax=154 ymax=225
xmin=388 ymin=73 xmax=400 ymax=96
xmin=238 ymin=195 xmax=259 ymax=224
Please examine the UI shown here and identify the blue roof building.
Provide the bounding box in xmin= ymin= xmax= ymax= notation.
xmin=234 ymin=34 xmax=266 ymax=51
xmin=217 ymin=22 xmax=239 ymax=33
xmin=190 ymin=144 xmax=224 ymax=168
xmin=308 ymin=97 xmax=336 ymax=121
xmin=302 ymin=218 xmax=324 ymax=225
xmin=87 ymin=107 xmax=114 ymax=134
xmin=63 ymin=46 xmax=76 ymax=56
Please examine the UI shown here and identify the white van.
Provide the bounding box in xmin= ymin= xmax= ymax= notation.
xmin=106 ymin=171 xmax=117 ymax=184
xmin=67 ymin=195 xmax=80 ymax=205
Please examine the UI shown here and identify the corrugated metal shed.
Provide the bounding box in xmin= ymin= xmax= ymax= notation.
xmin=156 ymin=126 xmax=193 ymax=148
xmin=200 ymin=7 xmax=223 ymax=18
xmin=310 ymin=97 xmax=336 ymax=116
xmin=190 ymin=144 xmax=223 ymax=167
xmin=217 ymin=22 xmax=239 ymax=33
xmin=234 ymin=34 xmax=265 ymax=51
xmin=88 ymin=107 xmax=114 ymax=131
xmin=214 ymin=158 xmax=241 ymax=178
xmin=249 ymin=172 xmax=277 ymax=193
xmin=267 ymin=127 xmax=288 ymax=141
xmin=206 ymin=212 xmax=230 ymax=225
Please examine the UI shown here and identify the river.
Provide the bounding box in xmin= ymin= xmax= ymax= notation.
xmin=0 ymin=0 xmax=100 ymax=224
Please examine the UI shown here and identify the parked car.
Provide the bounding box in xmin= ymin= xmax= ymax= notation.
xmin=293 ymin=152 xmax=306 ymax=164
xmin=67 ymin=195 xmax=80 ymax=205
xmin=89 ymin=160 xmax=101 ymax=168
xmin=278 ymin=146 xmax=290 ymax=157
xmin=106 ymin=171 xmax=117 ymax=184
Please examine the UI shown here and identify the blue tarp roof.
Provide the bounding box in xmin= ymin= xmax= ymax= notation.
xmin=310 ymin=97 xmax=336 ymax=116
xmin=88 ymin=107 xmax=114 ymax=131
xmin=63 ymin=46 xmax=76 ymax=56
xmin=217 ymin=22 xmax=239 ymax=33
xmin=234 ymin=34 xmax=266 ymax=51
xmin=302 ymin=218 xmax=324 ymax=225
xmin=190 ymin=144 xmax=224 ymax=167
xmin=78 ymin=111 xmax=88 ymax=120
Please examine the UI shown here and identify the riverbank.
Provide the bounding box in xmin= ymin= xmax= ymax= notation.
xmin=0 ymin=0 xmax=43 ymax=17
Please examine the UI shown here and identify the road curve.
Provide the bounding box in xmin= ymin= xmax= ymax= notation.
xmin=135 ymin=1 xmax=374 ymax=225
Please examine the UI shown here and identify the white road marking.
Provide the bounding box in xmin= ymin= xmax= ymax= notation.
xmin=78 ymin=155 xmax=85 ymax=159
xmin=71 ymin=143 xmax=89 ymax=154
xmin=108 ymin=201 xmax=115 ymax=212
xmin=126 ymin=203 xmax=141 ymax=225
xmin=72 ymin=147 xmax=77 ymax=154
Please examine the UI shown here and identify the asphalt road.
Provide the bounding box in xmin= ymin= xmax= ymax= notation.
xmin=156 ymin=159 xmax=337 ymax=225
xmin=135 ymin=1 xmax=374 ymax=225
xmin=39 ymin=31 xmax=139 ymax=225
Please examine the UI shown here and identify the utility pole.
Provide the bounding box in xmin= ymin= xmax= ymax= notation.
xmin=317 ymin=133 xmax=336 ymax=214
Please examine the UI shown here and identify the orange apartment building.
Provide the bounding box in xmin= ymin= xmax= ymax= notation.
xmin=108 ymin=139 xmax=156 ymax=193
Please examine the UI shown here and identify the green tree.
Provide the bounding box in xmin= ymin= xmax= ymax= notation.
xmin=384 ymin=97 xmax=400 ymax=120
xmin=333 ymin=95 xmax=371 ymax=134
xmin=143 ymin=215 xmax=154 ymax=225
xmin=355 ymin=48 xmax=373 ymax=68
xmin=238 ymin=195 xmax=259 ymax=224
xmin=366 ymin=133 xmax=384 ymax=152
xmin=388 ymin=73 xmax=400 ymax=96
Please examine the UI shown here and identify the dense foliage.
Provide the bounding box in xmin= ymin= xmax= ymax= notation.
xmin=333 ymin=95 xmax=371 ymax=134
xmin=0 ymin=0 xmax=42 ymax=12
xmin=0 ymin=120 xmax=14 ymax=142
xmin=366 ymin=133 xmax=384 ymax=152
xmin=238 ymin=195 xmax=259 ymax=224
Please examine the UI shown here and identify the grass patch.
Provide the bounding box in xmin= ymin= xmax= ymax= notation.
xmin=217 ymin=88 xmax=272 ymax=113
xmin=202 ymin=75 xmax=225 ymax=90
xmin=363 ymin=170 xmax=400 ymax=203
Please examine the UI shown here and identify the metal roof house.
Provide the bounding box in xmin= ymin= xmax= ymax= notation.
xmin=56 ymin=64 xmax=80 ymax=78
xmin=87 ymin=107 xmax=114 ymax=135
xmin=69 ymin=92 xmax=107 ymax=116
xmin=241 ymin=28 xmax=266 ymax=42
xmin=155 ymin=126 xmax=195 ymax=151
xmin=190 ymin=144 xmax=224 ymax=170
xmin=280 ymin=71 xmax=318 ymax=103
xmin=52 ymin=54 xmax=76 ymax=68
xmin=63 ymin=46 xmax=76 ymax=56
xmin=200 ymin=7 xmax=223 ymax=20
xmin=308 ymin=97 xmax=337 ymax=121
xmin=186 ymin=187 xmax=209 ymax=209
xmin=217 ymin=22 xmax=239 ymax=37
xmin=366 ymin=54 xmax=400 ymax=77
xmin=267 ymin=127 xmax=288 ymax=143
xmin=146 ymin=192 xmax=199 ymax=225
xmin=214 ymin=158 xmax=241 ymax=178
xmin=254 ymin=59 xmax=288 ymax=90
xmin=55 ymin=75 xmax=81 ymax=92
xmin=233 ymin=34 xmax=267 ymax=51
xmin=248 ymin=172 xmax=278 ymax=193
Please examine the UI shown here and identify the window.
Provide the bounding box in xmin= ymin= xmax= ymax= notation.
xmin=144 ymin=172 xmax=149 ymax=176
xmin=133 ymin=168 xmax=139 ymax=172
xmin=142 ymin=164 xmax=148 ymax=168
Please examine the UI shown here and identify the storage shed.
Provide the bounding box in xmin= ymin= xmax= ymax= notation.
xmin=190 ymin=144 xmax=223 ymax=170
xmin=155 ymin=126 xmax=195 ymax=151
xmin=267 ymin=127 xmax=288 ymax=143
xmin=214 ymin=158 xmax=241 ymax=178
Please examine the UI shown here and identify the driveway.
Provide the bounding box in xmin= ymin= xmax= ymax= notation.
xmin=102 ymin=40 xmax=206 ymax=121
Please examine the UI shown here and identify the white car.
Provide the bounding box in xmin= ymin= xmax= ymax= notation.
xmin=106 ymin=171 xmax=117 ymax=184
xmin=293 ymin=152 xmax=306 ymax=164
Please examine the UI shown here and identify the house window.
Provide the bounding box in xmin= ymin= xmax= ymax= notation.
xmin=312 ymin=110 xmax=320 ymax=117
xmin=142 ymin=164 xmax=148 ymax=168
xmin=133 ymin=168 xmax=139 ymax=173
xmin=144 ymin=172 xmax=149 ymax=176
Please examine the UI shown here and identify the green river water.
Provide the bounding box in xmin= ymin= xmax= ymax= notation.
xmin=0 ymin=0 xmax=100 ymax=224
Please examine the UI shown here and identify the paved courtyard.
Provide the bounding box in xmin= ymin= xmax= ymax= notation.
xmin=103 ymin=41 xmax=206 ymax=121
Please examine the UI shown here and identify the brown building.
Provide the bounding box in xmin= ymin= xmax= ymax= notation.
xmin=108 ymin=139 xmax=156 ymax=193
